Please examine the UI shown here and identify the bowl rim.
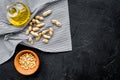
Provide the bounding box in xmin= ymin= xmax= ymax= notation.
xmin=14 ymin=50 xmax=40 ymax=75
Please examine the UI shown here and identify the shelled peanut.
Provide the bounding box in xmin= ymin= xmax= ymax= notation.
xmin=19 ymin=53 xmax=36 ymax=70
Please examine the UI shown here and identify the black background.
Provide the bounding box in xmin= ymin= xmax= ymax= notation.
xmin=1 ymin=0 xmax=120 ymax=80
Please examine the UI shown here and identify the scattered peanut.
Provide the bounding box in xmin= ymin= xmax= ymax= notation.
xmin=49 ymin=31 xmax=54 ymax=37
xmin=49 ymin=27 xmax=54 ymax=32
xmin=19 ymin=53 xmax=36 ymax=70
xmin=36 ymin=23 xmax=45 ymax=28
xmin=43 ymin=35 xmax=51 ymax=39
xmin=51 ymin=19 xmax=57 ymax=24
xmin=28 ymin=37 xmax=34 ymax=44
xmin=32 ymin=19 xmax=36 ymax=23
xmin=32 ymin=27 xmax=40 ymax=32
xmin=42 ymin=10 xmax=52 ymax=17
xmin=43 ymin=39 xmax=49 ymax=44
xmin=30 ymin=22 xmax=33 ymax=26
xmin=36 ymin=33 xmax=42 ymax=41
xmin=25 ymin=29 xmax=30 ymax=35
xmin=52 ymin=19 xmax=62 ymax=27
xmin=49 ymin=28 xmax=54 ymax=37
xmin=35 ymin=16 xmax=44 ymax=21
xmin=28 ymin=26 xmax=32 ymax=31
xmin=35 ymin=20 xmax=41 ymax=24
xmin=56 ymin=21 xmax=62 ymax=27
xmin=42 ymin=29 xmax=49 ymax=35
xmin=30 ymin=31 xmax=39 ymax=37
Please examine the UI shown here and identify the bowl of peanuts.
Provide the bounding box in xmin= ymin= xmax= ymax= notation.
xmin=14 ymin=50 xmax=40 ymax=75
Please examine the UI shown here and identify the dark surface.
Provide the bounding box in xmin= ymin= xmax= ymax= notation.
xmin=1 ymin=0 xmax=120 ymax=80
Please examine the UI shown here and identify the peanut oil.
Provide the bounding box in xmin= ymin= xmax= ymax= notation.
xmin=6 ymin=2 xmax=31 ymax=27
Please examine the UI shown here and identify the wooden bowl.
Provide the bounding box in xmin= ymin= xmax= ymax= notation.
xmin=14 ymin=50 xmax=40 ymax=75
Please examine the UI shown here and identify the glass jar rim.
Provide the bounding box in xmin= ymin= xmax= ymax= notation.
xmin=7 ymin=5 xmax=19 ymax=18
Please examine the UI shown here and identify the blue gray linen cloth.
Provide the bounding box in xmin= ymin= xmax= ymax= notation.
xmin=0 ymin=0 xmax=72 ymax=64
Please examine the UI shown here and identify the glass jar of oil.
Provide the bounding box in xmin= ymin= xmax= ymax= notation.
xmin=6 ymin=2 xmax=31 ymax=27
